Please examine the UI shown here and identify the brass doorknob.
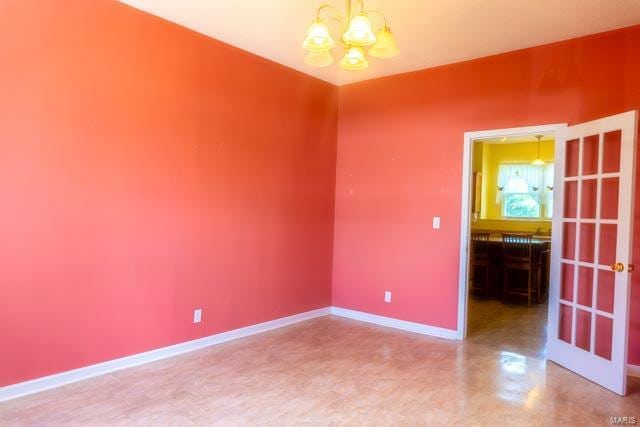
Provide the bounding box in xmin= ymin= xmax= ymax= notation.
xmin=611 ymin=262 xmax=625 ymax=272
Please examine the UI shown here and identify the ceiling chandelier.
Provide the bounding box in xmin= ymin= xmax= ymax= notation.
xmin=303 ymin=0 xmax=399 ymax=71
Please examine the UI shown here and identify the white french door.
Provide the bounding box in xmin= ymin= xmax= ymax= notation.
xmin=547 ymin=111 xmax=638 ymax=395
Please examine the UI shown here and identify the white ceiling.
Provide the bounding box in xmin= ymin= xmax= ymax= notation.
xmin=118 ymin=0 xmax=640 ymax=86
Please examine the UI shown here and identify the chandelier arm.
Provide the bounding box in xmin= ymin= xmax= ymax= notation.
xmin=325 ymin=16 xmax=348 ymax=35
xmin=347 ymin=0 xmax=364 ymax=21
xmin=316 ymin=4 xmax=343 ymax=22
xmin=362 ymin=9 xmax=388 ymax=29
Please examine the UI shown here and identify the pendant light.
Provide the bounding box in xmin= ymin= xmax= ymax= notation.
xmin=369 ymin=26 xmax=399 ymax=59
xmin=343 ymin=13 xmax=376 ymax=46
xmin=532 ymin=135 xmax=546 ymax=166
xmin=303 ymin=19 xmax=335 ymax=52
xmin=340 ymin=46 xmax=368 ymax=70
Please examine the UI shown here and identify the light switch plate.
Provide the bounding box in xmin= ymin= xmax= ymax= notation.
xmin=433 ymin=216 xmax=441 ymax=229
xmin=193 ymin=309 xmax=202 ymax=324
xmin=384 ymin=291 xmax=392 ymax=303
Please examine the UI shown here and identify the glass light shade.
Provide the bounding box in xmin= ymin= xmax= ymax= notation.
xmin=340 ymin=46 xmax=368 ymax=71
xmin=342 ymin=14 xmax=376 ymax=46
xmin=304 ymin=50 xmax=334 ymax=67
xmin=368 ymin=27 xmax=399 ymax=59
xmin=303 ymin=19 xmax=335 ymax=52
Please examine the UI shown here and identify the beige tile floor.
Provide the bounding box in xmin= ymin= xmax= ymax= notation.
xmin=1 ymin=298 xmax=638 ymax=425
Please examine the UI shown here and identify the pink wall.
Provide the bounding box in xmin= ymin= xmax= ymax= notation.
xmin=0 ymin=0 xmax=338 ymax=387
xmin=333 ymin=26 xmax=640 ymax=364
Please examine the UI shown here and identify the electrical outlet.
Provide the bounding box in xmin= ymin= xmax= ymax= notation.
xmin=193 ymin=309 xmax=202 ymax=324
xmin=384 ymin=291 xmax=392 ymax=303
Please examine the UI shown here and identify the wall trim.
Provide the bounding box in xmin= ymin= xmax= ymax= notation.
xmin=331 ymin=306 xmax=459 ymax=340
xmin=0 ymin=307 xmax=331 ymax=403
xmin=330 ymin=307 xmax=640 ymax=380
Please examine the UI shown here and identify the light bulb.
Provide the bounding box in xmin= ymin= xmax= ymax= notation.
xmin=353 ymin=30 xmax=366 ymax=40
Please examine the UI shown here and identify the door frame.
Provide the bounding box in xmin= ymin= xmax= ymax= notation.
xmin=456 ymin=123 xmax=568 ymax=340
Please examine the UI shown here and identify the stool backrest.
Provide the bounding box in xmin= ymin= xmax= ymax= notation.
xmin=470 ymin=232 xmax=490 ymax=257
xmin=502 ymin=233 xmax=533 ymax=262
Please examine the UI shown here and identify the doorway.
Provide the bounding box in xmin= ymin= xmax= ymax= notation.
xmin=457 ymin=123 xmax=566 ymax=343
xmin=459 ymin=126 xmax=561 ymax=360
xmin=457 ymin=112 xmax=638 ymax=396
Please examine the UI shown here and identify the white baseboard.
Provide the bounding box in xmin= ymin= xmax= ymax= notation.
xmin=3 ymin=304 xmax=634 ymax=403
xmin=331 ymin=307 xmax=640 ymax=378
xmin=0 ymin=307 xmax=331 ymax=403
xmin=331 ymin=306 xmax=459 ymax=340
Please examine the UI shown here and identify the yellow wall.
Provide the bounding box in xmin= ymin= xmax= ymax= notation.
xmin=471 ymin=141 xmax=490 ymax=220
xmin=472 ymin=140 xmax=554 ymax=233
xmin=472 ymin=141 xmax=483 ymax=172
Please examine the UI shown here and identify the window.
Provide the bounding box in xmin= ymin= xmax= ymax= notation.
xmin=497 ymin=164 xmax=554 ymax=219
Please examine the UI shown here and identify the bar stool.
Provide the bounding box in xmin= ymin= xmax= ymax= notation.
xmin=538 ymin=247 xmax=551 ymax=303
xmin=502 ymin=233 xmax=534 ymax=306
xmin=470 ymin=232 xmax=491 ymax=297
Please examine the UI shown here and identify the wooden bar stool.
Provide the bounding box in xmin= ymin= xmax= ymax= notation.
xmin=470 ymin=232 xmax=491 ymax=297
xmin=502 ymin=233 xmax=535 ymax=306
xmin=538 ymin=247 xmax=551 ymax=303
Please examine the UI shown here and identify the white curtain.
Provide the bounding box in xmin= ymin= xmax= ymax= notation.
xmin=496 ymin=164 xmax=542 ymax=202
xmin=496 ymin=163 xmax=554 ymax=212
xmin=542 ymin=164 xmax=554 ymax=217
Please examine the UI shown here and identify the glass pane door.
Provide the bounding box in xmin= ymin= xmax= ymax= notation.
xmin=548 ymin=111 xmax=637 ymax=396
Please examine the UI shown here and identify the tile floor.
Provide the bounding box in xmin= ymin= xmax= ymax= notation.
xmin=1 ymin=299 xmax=638 ymax=425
